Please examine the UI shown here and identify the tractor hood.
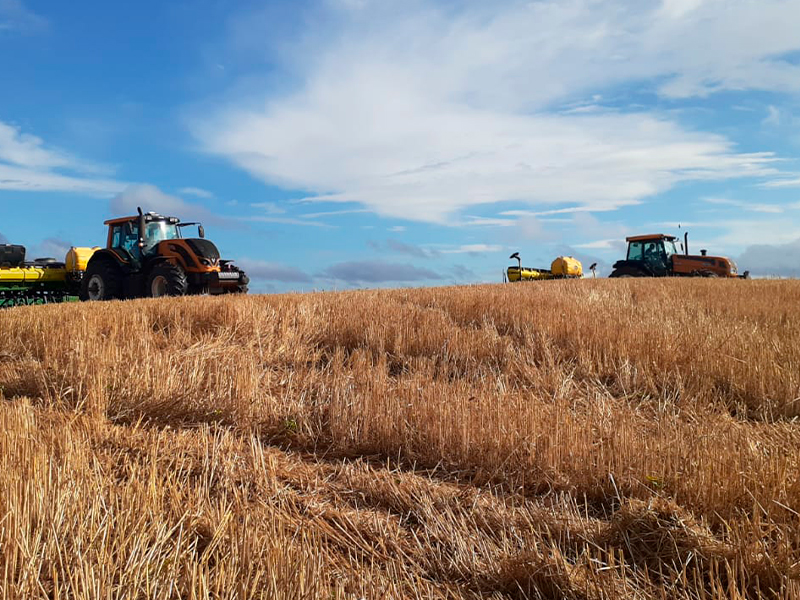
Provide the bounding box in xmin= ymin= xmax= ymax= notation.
xmin=184 ymin=239 xmax=221 ymax=262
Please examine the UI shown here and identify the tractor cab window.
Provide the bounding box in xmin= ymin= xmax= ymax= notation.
xmin=111 ymin=222 xmax=143 ymax=260
xmin=627 ymin=241 xmax=644 ymax=261
xmin=643 ymin=242 xmax=661 ymax=261
xmin=643 ymin=240 xmax=668 ymax=273
xmin=142 ymin=221 xmax=180 ymax=255
xmin=663 ymin=240 xmax=678 ymax=257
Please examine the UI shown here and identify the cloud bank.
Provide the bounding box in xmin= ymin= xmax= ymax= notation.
xmin=738 ymin=238 xmax=800 ymax=278
xmin=320 ymin=260 xmax=443 ymax=284
xmin=237 ymin=258 xmax=313 ymax=283
xmin=192 ymin=0 xmax=795 ymax=224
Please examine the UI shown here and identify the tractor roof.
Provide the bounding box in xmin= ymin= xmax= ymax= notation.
xmin=626 ymin=233 xmax=677 ymax=243
xmin=104 ymin=212 xmax=179 ymax=226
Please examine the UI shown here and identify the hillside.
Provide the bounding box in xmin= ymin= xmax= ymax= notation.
xmin=1 ymin=280 xmax=798 ymax=599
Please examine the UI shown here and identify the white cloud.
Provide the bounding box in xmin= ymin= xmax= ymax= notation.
xmin=702 ymin=197 xmax=784 ymax=213
xmin=178 ymin=186 xmax=214 ymax=199
xmin=459 ymin=216 xmax=516 ymax=228
xmin=251 ymin=201 xmax=286 ymax=214
xmin=762 ymin=105 xmax=782 ymax=127
xmin=111 ymin=184 xmax=192 ymax=215
xmin=0 ymin=121 xmax=74 ymax=170
xmin=697 ymin=218 xmax=800 ymax=250
xmin=574 ymin=239 xmax=626 ymax=250
xmin=247 ymin=215 xmax=331 ymax=227
xmin=760 ymin=177 xmax=800 ymax=189
xmin=440 ymin=244 xmax=503 ymax=254
xmin=0 ymin=120 xmax=125 ymax=196
xmin=109 ymin=184 xmax=229 ymax=228
xmin=301 ymin=208 xmax=369 ymax=218
xmin=191 ymin=0 xmax=794 ymax=224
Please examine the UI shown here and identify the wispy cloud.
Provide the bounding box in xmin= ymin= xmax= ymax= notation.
xmin=440 ymin=244 xmax=503 ymax=255
xmin=0 ymin=0 xmax=47 ymax=34
xmin=178 ymin=186 xmax=214 ymax=199
xmin=246 ymin=200 xmax=331 ymax=226
xmin=574 ymin=239 xmax=626 ymax=250
xmin=247 ymin=215 xmax=332 ymax=227
xmin=0 ymin=120 xmax=125 ymax=196
xmin=760 ymin=177 xmax=800 ymax=189
xmin=380 ymin=239 xmax=435 ymax=259
xmin=191 ymin=0 xmax=793 ymax=224
xmin=251 ymin=201 xmax=285 ymax=214
xmin=370 ymin=238 xmax=444 ymax=259
xmin=300 ymin=208 xmax=369 ymax=219
xmin=702 ymin=197 xmax=784 ymax=213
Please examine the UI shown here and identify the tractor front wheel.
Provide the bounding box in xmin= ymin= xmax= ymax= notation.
xmin=80 ymin=260 xmax=123 ymax=301
xmin=148 ymin=263 xmax=188 ymax=298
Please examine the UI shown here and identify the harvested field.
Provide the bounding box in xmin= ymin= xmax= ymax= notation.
xmin=0 ymin=279 xmax=798 ymax=599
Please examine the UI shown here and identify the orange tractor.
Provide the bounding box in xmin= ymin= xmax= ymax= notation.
xmin=80 ymin=208 xmax=248 ymax=301
xmin=609 ymin=233 xmax=748 ymax=279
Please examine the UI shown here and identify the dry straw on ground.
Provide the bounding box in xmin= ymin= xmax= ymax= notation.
xmin=0 ymin=279 xmax=798 ymax=599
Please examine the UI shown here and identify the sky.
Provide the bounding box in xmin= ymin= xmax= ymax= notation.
xmin=2 ymin=0 xmax=800 ymax=291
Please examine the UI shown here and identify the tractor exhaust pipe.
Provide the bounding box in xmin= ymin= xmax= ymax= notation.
xmin=684 ymin=232 xmax=689 ymax=256
xmin=137 ymin=207 xmax=146 ymax=252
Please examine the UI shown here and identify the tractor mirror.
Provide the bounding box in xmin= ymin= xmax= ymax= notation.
xmin=198 ymin=225 xmax=205 ymax=239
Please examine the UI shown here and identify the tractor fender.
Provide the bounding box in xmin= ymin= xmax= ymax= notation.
xmin=86 ymin=248 xmax=132 ymax=273
xmin=156 ymin=240 xmax=202 ymax=272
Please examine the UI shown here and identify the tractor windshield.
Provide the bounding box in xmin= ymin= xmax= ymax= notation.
xmin=143 ymin=221 xmax=180 ymax=254
xmin=664 ymin=240 xmax=678 ymax=257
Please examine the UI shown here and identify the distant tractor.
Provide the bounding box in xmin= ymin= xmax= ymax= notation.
xmin=81 ymin=208 xmax=249 ymax=301
xmin=609 ymin=234 xmax=749 ymax=279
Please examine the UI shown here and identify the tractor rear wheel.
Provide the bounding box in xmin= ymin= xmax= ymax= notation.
xmin=80 ymin=260 xmax=123 ymax=301
xmin=610 ymin=267 xmax=645 ymax=278
xmin=148 ymin=263 xmax=188 ymax=298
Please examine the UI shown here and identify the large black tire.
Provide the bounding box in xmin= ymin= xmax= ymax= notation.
xmin=80 ymin=260 xmax=123 ymax=301
xmin=236 ymin=273 xmax=249 ymax=294
xmin=610 ymin=267 xmax=646 ymax=278
xmin=148 ymin=263 xmax=188 ymax=298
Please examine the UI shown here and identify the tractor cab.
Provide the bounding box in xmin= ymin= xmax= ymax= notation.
xmin=624 ymin=234 xmax=678 ymax=276
xmin=105 ymin=212 xmax=204 ymax=263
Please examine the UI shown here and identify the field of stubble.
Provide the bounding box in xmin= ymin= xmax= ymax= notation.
xmin=0 ymin=279 xmax=798 ymax=599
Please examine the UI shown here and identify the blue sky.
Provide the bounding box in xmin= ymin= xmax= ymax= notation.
xmin=2 ymin=0 xmax=800 ymax=290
